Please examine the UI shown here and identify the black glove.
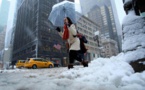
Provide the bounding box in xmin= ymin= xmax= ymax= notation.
xmin=56 ymin=27 xmax=61 ymax=32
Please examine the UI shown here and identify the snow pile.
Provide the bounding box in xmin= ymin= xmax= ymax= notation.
xmin=122 ymin=11 xmax=145 ymax=52
xmin=122 ymin=10 xmax=145 ymax=62
xmin=117 ymin=49 xmax=145 ymax=62
xmin=0 ymin=57 xmax=145 ymax=90
xmin=57 ymin=57 xmax=145 ymax=90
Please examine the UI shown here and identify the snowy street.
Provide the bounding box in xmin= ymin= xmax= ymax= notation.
xmin=0 ymin=56 xmax=145 ymax=90
xmin=0 ymin=67 xmax=68 ymax=90
xmin=1 ymin=0 xmax=145 ymax=90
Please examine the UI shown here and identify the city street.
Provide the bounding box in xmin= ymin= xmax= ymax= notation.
xmin=0 ymin=67 xmax=69 ymax=90
xmin=0 ymin=0 xmax=145 ymax=90
xmin=0 ymin=57 xmax=145 ymax=90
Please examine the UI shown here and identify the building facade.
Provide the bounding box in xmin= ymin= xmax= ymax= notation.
xmin=12 ymin=0 xmax=75 ymax=66
xmin=101 ymin=38 xmax=118 ymax=58
xmin=80 ymin=0 xmax=111 ymax=15
xmin=76 ymin=13 xmax=100 ymax=60
xmin=80 ymin=0 xmax=121 ymax=54
xmin=88 ymin=5 xmax=103 ymax=31
xmin=100 ymin=5 xmax=115 ymax=39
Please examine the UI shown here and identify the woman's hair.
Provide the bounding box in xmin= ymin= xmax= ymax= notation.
xmin=66 ymin=17 xmax=73 ymax=25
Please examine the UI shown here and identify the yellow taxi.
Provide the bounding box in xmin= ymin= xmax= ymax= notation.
xmin=16 ymin=60 xmax=25 ymax=68
xmin=24 ymin=58 xmax=54 ymax=69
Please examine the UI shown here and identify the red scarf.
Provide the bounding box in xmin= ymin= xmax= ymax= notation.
xmin=63 ymin=24 xmax=69 ymax=40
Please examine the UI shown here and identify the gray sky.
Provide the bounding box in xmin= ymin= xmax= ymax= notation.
xmin=114 ymin=0 xmax=126 ymax=24
xmin=0 ymin=0 xmax=1 ymax=4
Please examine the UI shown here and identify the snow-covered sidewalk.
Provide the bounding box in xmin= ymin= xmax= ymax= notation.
xmin=0 ymin=56 xmax=145 ymax=90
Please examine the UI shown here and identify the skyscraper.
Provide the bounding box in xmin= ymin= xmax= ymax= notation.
xmin=80 ymin=0 xmax=111 ymax=15
xmin=110 ymin=0 xmax=123 ymax=52
xmin=88 ymin=5 xmax=103 ymax=30
xmin=12 ymin=0 xmax=74 ymax=65
xmin=80 ymin=0 xmax=120 ymax=52
xmin=76 ymin=12 xmax=100 ymax=60
xmin=100 ymin=5 xmax=114 ymax=39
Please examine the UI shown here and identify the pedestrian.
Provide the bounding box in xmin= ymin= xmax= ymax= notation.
xmin=55 ymin=17 xmax=88 ymax=69
xmin=75 ymin=31 xmax=88 ymax=64
xmin=133 ymin=0 xmax=145 ymax=17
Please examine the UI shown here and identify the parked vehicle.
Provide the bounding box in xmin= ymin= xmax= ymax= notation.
xmin=51 ymin=61 xmax=61 ymax=67
xmin=24 ymin=58 xmax=54 ymax=69
xmin=16 ymin=60 xmax=25 ymax=68
xmin=51 ymin=58 xmax=61 ymax=67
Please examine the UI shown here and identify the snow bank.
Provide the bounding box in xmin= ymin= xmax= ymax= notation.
xmin=57 ymin=57 xmax=145 ymax=90
xmin=117 ymin=49 xmax=145 ymax=62
xmin=0 ymin=57 xmax=145 ymax=90
xmin=122 ymin=11 xmax=145 ymax=52
xmin=122 ymin=10 xmax=145 ymax=62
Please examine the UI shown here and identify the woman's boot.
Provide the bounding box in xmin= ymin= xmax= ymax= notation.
xmin=82 ymin=61 xmax=88 ymax=67
xmin=68 ymin=64 xmax=74 ymax=69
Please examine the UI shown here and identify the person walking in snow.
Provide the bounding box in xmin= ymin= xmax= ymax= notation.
xmin=133 ymin=0 xmax=145 ymax=17
xmin=55 ymin=17 xmax=88 ymax=69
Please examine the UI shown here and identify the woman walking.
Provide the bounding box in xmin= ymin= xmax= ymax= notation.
xmin=56 ymin=17 xmax=88 ymax=69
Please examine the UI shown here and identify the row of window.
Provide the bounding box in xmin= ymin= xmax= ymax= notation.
xmin=13 ymin=45 xmax=36 ymax=58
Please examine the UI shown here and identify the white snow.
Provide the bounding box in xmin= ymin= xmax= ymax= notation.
xmin=0 ymin=56 xmax=145 ymax=90
xmin=122 ymin=11 xmax=145 ymax=52
xmin=0 ymin=68 xmax=27 ymax=73
xmin=122 ymin=10 xmax=145 ymax=62
xmin=119 ymin=49 xmax=145 ymax=62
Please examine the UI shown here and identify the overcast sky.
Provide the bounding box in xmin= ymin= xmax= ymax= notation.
xmin=0 ymin=0 xmax=2 ymax=9
xmin=114 ymin=0 xmax=126 ymax=24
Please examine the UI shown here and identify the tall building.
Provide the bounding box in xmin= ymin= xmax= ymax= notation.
xmin=12 ymin=0 xmax=75 ymax=65
xmin=88 ymin=5 xmax=103 ymax=31
xmin=80 ymin=0 xmax=121 ymax=53
xmin=80 ymin=0 xmax=110 ymax=15
xmin=5 ymin=0 xmax=17 ymax=49
xmin=110 ymin=0 xmax=123 ymax=52
xmin=100 ymin=5 xmax=114 ymax=39
xmin=2 ymin=0 xmax=18 ymax=69
xmin=76 ymin=12 xmax=100 ymax=60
